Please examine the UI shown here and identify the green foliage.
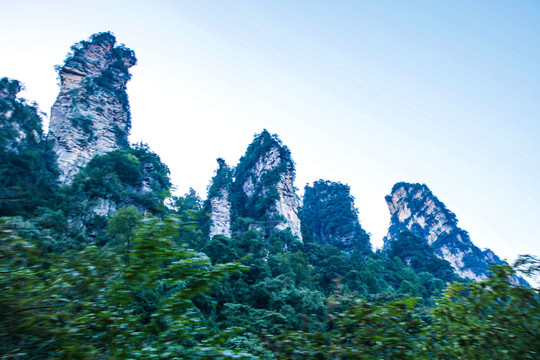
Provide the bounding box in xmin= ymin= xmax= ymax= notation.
xmin=2 ymin=114 xmax=537 ymax=360
xmin=58 ymin=144 xmax=171 ymax=243
xmin=207 ymin=158 xmax=233 ymax=200
xmin=0 ymin=78 xmax=59 ymax=217
xmin=302 ymin=180 xmax=371 ymax=253
xmin=269 ymin=256 xmax=540 ymax=359
xmin=387 ymin=231 xmax=458 ymax=283
xmin=427 ymin=256 xmax=540 ymax=359
xmin=204 ymin=235 xmax=239 ymax=264
xmin=68 ymin=150 xmax=142 ymax=201
xmin=171 ymin=188 xmax=207 ymax=249
xmin=231 ymin=130 xmax=294 ymax=229
xmin=130 ymin=142 xmax=171 ymax=196
xmin=0 ymin=219 xmax=120 ymax=358
xmin=0 ymin=77 xmax=22 ymax=97
xmin=0 ymin=216 xmax=258 ymax=359
xmin=270 ymin=296 xmax=426 ymax=359
xmin=107 ymin=205 xmax=143 ymax=249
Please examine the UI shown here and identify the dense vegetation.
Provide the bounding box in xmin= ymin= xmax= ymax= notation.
xmin=1 ymin=79 xmax=538 ymax=359
xmin=302 ymin=180 xmax=371 ymax=253
xmin=0 ymin=78 xmax=59 ymax=216
xmin=2 ymin=211 xmax=538 ymax=359
xmin=386 ymin=230 xmax=458 ymax=283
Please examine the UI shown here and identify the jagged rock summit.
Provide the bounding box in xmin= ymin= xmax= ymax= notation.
xmin=48 ymin=32 xmax=136 ymax=183
xmin=232 ymin=130 xmax=302 ymax=241
xmin=383 ymin=182 xmax=506 ymax=281
xmin=207 ymin=130 xmax=302 ymax=241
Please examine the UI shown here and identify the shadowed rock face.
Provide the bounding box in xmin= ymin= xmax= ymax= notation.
xmin=384 ymin=182 xmax=511 ymax=281
xmin=48 ymin=32 xmax=136 ymax=183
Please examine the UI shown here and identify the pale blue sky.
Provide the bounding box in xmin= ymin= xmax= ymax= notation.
xmin=1 ymin=1 xmax=539 ymax=262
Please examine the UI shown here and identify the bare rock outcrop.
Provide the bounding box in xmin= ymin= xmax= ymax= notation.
xmin=207 ymin=158 xmax=232 ymax=238
xmin=383 ymin=182 xmax=523 ymax=282
xmin=48 ymin=32 xmax=136 ymax=183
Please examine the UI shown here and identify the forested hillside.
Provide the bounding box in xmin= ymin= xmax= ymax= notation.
xmin=1 ymin=33 xmax=538 ymax=359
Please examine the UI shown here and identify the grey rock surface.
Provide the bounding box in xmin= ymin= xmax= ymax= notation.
xmin=48 ymin=32 xmax=136 ymax=183
xmin=384 ymin=182 xmax=507 ymax=281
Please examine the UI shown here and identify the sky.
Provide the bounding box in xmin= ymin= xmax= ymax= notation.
xmin=1 ymin=0 xmax=539 ymax=263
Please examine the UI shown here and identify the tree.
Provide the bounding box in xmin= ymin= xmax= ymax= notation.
xmin=269 ymin=256 xmax=540 ymax=360
xmin=386 ymin=231 xmax=457 ymax=283
xmin=0 ymin=78 xmax=59 ymax=217
xmin=107 ymin=205 xmax=143 ymax=250
xmin=270 ymin=296 xmax=426 ymax=359
xmin=427 ymin=255 xmax=540 ymax=359
xmin=0 ymin=216 xmax=258 ymax=359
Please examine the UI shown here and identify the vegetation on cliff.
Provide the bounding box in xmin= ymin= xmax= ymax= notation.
xmin=384 ymin=182 xmax=516 ymax=282
xmin=302 ymin=180 xmax=371 ymax=253
xmin=0 ymin=78 xmax=59 ymax=217
xmin=231 ymin=130 xmax=295 ymax=229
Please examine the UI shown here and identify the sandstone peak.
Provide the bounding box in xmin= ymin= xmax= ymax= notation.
xmin=232 ymin=130 xmax=302 ymax=241
xmin=383 ymin=182 xmax=519 ymax=282
xmin=48 ymin=32 xmax=137 ymax=183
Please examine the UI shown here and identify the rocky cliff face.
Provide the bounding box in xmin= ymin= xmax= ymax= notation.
xmin=64 ymin=146 xmax=171 ymax=240
xmin=383 ymin=182 xmax=506 ymax=281
xmin=302 ymin=180 xmax=371 ymax=253
xmin=272 ymin=170 xmax=302 ymax=238
xmin=232 ymin=130 xmax=302 ymax=241
xmin=48 ymin=32 xmax=136 ymax=183
xmin=207 ymin=158 xmax=232 ymax=238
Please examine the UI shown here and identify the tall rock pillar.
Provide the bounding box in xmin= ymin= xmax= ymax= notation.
xmin=232 ymin=130 xmax=302 ymax=241
xmin=48 ymin=32 xmax=136 ymax=183
xmin=207 ymin=158 xmax=233 ymax=239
